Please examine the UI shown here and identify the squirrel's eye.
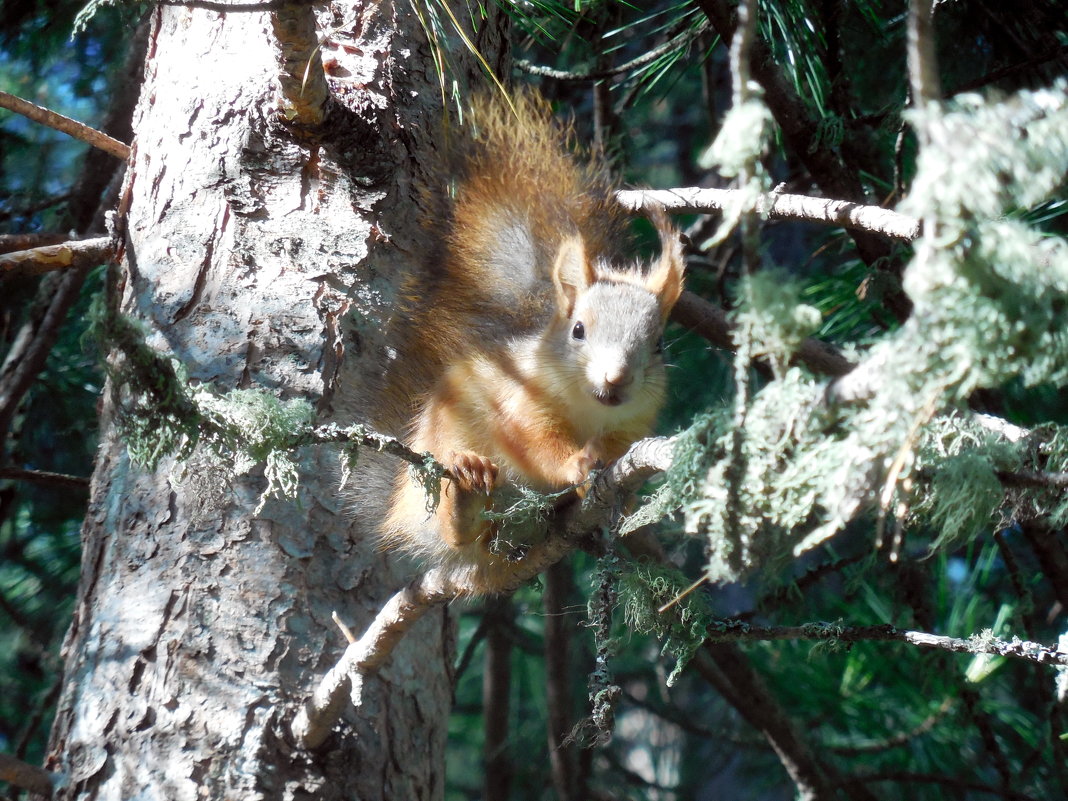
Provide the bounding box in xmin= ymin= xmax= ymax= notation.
xmin=655 ymin=336 xmax=665 ymax=355
xmin=572 ymin=321 xmax=585 ymax=340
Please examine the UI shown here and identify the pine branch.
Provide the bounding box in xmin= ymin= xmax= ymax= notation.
xmin=0 ymin=91 xmax=130 ymax=161
xmin=617 ymin=187 xmax=921 ymax=241
xmin=515 ymin=20 xmax=709 ymax=83
xmin=290 ymin=435 xmax=675 ymax=749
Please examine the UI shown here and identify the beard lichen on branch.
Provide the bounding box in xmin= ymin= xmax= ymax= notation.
xmin=91 ymin=293 xmax=580 ymax=523
xmin=628 ymin=81 xmax=1068 ymax=586
xmin=92 ymin=292 xmax=317 ymax=507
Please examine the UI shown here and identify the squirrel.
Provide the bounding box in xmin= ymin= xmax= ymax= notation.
xmin=362 ymin=90 xmax=684 ymax=593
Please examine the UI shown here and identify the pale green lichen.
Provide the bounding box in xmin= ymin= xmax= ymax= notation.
xmin=656 ymin=81 xmax=1068 ymax=585
xmin=618 ymin=561 xmax=714 ymax=686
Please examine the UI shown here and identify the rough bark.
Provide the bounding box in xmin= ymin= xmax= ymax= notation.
xmin=46 ymin=3 xmax=500 ymax=799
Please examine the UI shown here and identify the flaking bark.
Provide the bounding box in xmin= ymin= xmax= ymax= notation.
xmin=46 ymin=3 xmax=497 ymax=799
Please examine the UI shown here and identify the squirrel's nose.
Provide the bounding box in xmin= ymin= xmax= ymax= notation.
xmin=604 ymin=367 xmax=634 ymax=389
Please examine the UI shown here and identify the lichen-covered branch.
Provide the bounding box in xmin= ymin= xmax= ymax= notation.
xmin=703 ymin=620 xmax=1068 ymax=667
xmin=290 ymin=435 xmax=676 ymax=749
xmin=617 ymin=187 xmax=921 ymax=242
xmin=0 ymin=90 xmax=130 ymax=161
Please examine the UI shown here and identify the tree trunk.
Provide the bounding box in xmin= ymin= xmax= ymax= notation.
xmin=46 ymin=4 xmax=503 ymax=799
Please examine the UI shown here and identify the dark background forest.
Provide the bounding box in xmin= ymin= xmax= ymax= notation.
xmin=2 ymin=1 xmax=1068 ymax=799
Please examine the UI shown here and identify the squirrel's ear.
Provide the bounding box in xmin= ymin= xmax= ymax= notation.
xmin=646 ymin=212 xmax=685 ymax=321
xmin=551 ymin=236 xmax=594 ymax=317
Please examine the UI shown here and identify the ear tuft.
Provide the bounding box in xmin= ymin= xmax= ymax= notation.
xmin=644 ymin=204 xmax=685 ymax=320
xmin=551 ymin=237 xmax=593 ymax=317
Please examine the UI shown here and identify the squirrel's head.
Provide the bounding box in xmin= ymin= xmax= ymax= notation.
xmin=550 ymin=215 xmax=684 ymax=411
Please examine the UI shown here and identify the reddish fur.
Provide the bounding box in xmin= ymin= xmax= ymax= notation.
xmin=376 ymin=91 xmax=683 ymax=592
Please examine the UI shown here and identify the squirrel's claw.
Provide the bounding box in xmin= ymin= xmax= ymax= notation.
xmin=447 ymin=451 xmax=499 ymax=495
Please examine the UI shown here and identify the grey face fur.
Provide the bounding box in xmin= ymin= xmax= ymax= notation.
xmin=567 ymin=280 xmax=665 ymax=407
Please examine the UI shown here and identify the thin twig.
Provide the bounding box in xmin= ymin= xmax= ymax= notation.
xmin=829 ymin=697 xmax=953 ymax=755
xmin=0 ymin=91 xmax=130 ymax=161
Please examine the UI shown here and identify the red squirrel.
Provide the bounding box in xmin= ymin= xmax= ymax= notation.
xmin=371 ymin=91 xmax=684 ymax=592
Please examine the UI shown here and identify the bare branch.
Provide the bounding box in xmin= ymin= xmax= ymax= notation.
xmin=0 ymin=236 xmax=114 ymax=276
xmin=907 ymin=1 xmax=942 ymax=115
xmin=0 ymin=467 xmax=90 ymax=490
xmin=995 ymin=470 xmax=1068 ymax=490
xmin=0 ymin=91 xmax=130 ymax=161
xmin=0 ymin=753 xmax=56 ymax=798
xmin=0 ymin=268 xmax=94 ymax=439
xmin=290 ymin=435 xmax=675 ymax=749
xmin=696 ymin=645 xmax=839 ymax=801
xmin=671 ymin=291 xmax=857 ymax=378
xmin=618 ymin=187 xmax=921 ymax=242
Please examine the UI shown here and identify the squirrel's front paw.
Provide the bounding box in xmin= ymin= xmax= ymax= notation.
xmin=564 ymin=441 xmax=605 ymax=487
xmin=447 ymin=451 xmax=499 ymax=495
